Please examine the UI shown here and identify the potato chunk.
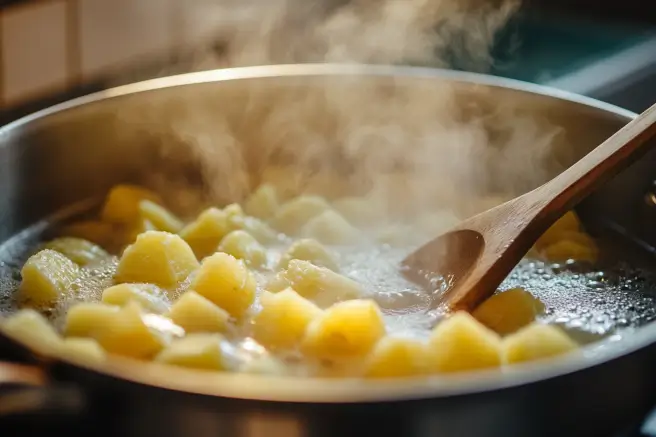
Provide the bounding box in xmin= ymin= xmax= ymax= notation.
xmin=244 ymin=184 xmax=280 ymax=219
xmin=429 ymin=311 xmax=502 ymax=373
xmin=270 ymin=196 xmax=330 ymax=235
xmin=169 ymin=291 xmax=230 ymax=333
xmin=102 ymin=283 xmax=170 ymax=314
xmin=43 ymin=237 xmax=109 ymax=266
xmin=114 ymin=231 xmax=199 ymax=288
xmin=253 ymin=289 xmax=323 ymax=349
xmin=541 ymin=238 xmax=598 ymax=264
xmin=473 ymin=288 xmax=545 ymax=335
xmin=64 ymin=302 xmax=121 ymax=338
xmin=534 ymin=211 xmax=581 ymax=249
xmin=180 ymin=208 xmax=229 ymax=259
xmin=278 ymin=238 xmax=339 ymax=271
xmin=101 ymin=184 xmax=161 ymax=224
xmin=58 ymin=338 xmax=106 ymax=363
xmin=301 ymin=299 xmax=386 ymax=360
xmin=190 ymin=252 xmax=256 ymax=318
xmin=155 ymin=333 xmax=225 ymax=370
xmin=224 ymin=205 xmax=279 ymax=244
xmin=364 ymin=337 xmax=432 ymax=378
xmin=60 ymin=220 xmax=115 ymax=249
xmin=2 ymin=309 xmax=62 ymax=353
xmin=302 ymin=210 xmax=362 ymax=245
xmin=502 ymin=323 xmax=578 ymax=364
xmin=139 ymin=200 xmax=184 ymax=233
xmin=218 ymin=230 xmax=267 ymax=268
xmin=19 ymin=249 xmax=80 ymax=306
xmin=267 ymin=260 xmax=363 ymax=308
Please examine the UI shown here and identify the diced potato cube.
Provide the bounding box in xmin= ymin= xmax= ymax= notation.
xmin=114 ymin=231 xmax=199 ymax=288
xmin=301 ymin=299 xmax=386 ymax=360
xmin=43 ymin=237 xmax=109 ymax=266
xmin=180 ymin=208 xmax=229 ymax=259
xmin=267 ymin=260 xmax=363 ymax=308
xmin=2 ymin=309 xmax=62 ymax=353
xmin=190 ymin=252 xmax=256 ymax=318
xmin=122 ymin=218 xmax=158 ymax=246
xmin=541 ymin=239 xmax=598 ymax=264
xmin=64 ymin=303 xmax=121 ymax=338
xmin=253 ymin=289 xmax=323 ymax=349
xmin=473 ymin=288 xmax=545 ymax=335
xmin=224 ymin=205 xmax=279 ymax=245
xmin=302 ymin=209 xmax=362 ymax=245
xmin=535 ymin=211 xmax=581 ymax=249
xmin=102 ymin=283 xmax=170 ymax=313
xmin=58 ymin=338 xmax=105 ymax=363
xmin=155 ymin=333 xmax=225 ymax=370
xmin=239 ymin=354 xmax=288 ymax=376
xmin=332 ymin=197 xmax=382 ymax=228
xmin=270 ymin=196 xmax=330 ymax=235
xmin=139 ymin=200 xmax=184 ymax=234
xmin=364 ymin=336 xmax=432 ymax=378
xmin=101 ymin=185 xmax=161 ymax=224
xmin=502 ymin=323 xmax=578 ymax=364
xmin=278 ymin=238 xmax=339 ymax=272
xmin=218 ymin=230 xmax=267 ymax=268
xmin=18 ymin=249 xmax=80 ymax=306
xmin=169 ymin=291 xmax=230 ymax=333
xmin=60 ymin=220 xmax=115 ymax=249
xmin=429 ymin=311 xmax=502 ymax=373
xmin=243 ymin=184 xmax=280 ymax=219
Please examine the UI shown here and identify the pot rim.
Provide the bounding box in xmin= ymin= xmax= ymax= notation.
xmin=1 ymin=63 xmax=651 ymax=404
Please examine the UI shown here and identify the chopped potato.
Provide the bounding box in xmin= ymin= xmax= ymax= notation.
xmin=58 ymin=338 xmax=105 ymax=363
xmin=278 ymin=238 xmax=339 ymax=271
xmin=102 ymin=283 xmax=170 ymax=314
xmin=218 ymin=230 xmax=267 ymax=268
xmin=267 ymin=259 xmax=363 ymax=308
xmin=270 ymin=196 xmax=331 ymax=235
xmin=169 ymin=291 xmax=230 ymax=333
xmin=473 ymin=288 xmax=545 ymax=335
xmin=541 ymin=239 xmax=598 ymax=264
xmin=139 ymin=200 xmax=184 ymax=234
xmin=239 ymin=354 xmax=288 ymax=375
xmin=429 ymin=311 xmax=502 ymax=373
xmin=114 ymin=231 xmax=199 ymax=288
xmin=253 ymin=289 xmax=323 ymax=349
xmin=224 ymin=206 xmax=279 ymax=245
xmin=180 ymin=207 xmax=229 ymax=259
xmin=243 ymin=184 xmax=279 ymax=219
xmin=65 ymin=302 xmax=121 ymax=338
xmin=155 ymin=333 xmax=225 ymax=370
xmin=301 ymin=209 xmax=362 ymax=245
xmin=2 ymin=309 xmax=62 ymax=353
xmin=18 ymin=249 xmax=80 ymax=306
xmin=302 ymin=299 xmax=386 ymax=360
xmin=535 ymin=211 xmax=582 ymax=249
xmin=364 ymin=336 xmax=432 ymax=378
xmin=190 ymin=252 xmax=256 ymax=318
xmin=43 ymin=237 xmax=109 ymax=266
xmin=502 ymin=323 xmax=578 ymax=364
xmin=59 ymin=220 xmax=115 ymax=249
xmin=101 ymin=185 xmax=161 ymax=224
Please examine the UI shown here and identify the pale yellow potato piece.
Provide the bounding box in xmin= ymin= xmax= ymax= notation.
xmin=43 ymin=237 xmax=109 ymax=266
xmin=270 ymin=196 xmax=331 ymax=235
xmin=114 ymin=231 xmax=199 ymax=288
xmin=180 ymin=207 xmax=229 ymax=259
xmin=239 ymin=354 xmax=288 ymax=375
xmin=224 ymin=204 xmax=279 ymax=245
xmin=301 ymin=299 xmax=386 ymax=360
xmin=278 ymin=238 xmax=339 ymax=272
xmin=541 ymin=239 xmax=598 ymax=264
xmin=139 ymin=200 xmax=184 ymax=234
xmin=502 ymin=323 xmax=578 ymax=364
xmin=60 ymin=220 xmax=115 ymax=250
xmin=190 ymin=252 xmax=256 ymax=318
xmin=364 ymin=336 xmax=433 ymax=378
xmin=2 ymin=309 xmax=62 ymax=353
xmin=473 ymin=288 xmax=545 ymax=335
xmin=534 ymin=211 xmax=582 ymax=249
xmin=100 ymin=184 xmax=161 ymax=224
xmin=301 ymin=209 xmax=362 ymax=245
xmin=243 ymin=184 xmax=280 ymax=219
xmin=64 ymin=302 xmax=121 ymax=338
xmin=267 ymin=259 xmax=363 ymax=308
xmin=332 ymin=197 xmax=382 ymax=228
xmin=218 ymin=230 xmax=267 ymax=268
xmin=155 ymin=333 xmax=225 ymax=370
xmin=18 ymin=249 xmax=80 ymax=307
xmin=253 ymin=289 xmax=323 ymax=349
xmin=169 ymin=291 xmax=230 ymax=333
xmin=429 ymin=311 xmax=502 ymax=373
xmin=102 ymin=283 xmax=170 ymax=314
xmin=58 ymin=338 xmax=105 ymax=363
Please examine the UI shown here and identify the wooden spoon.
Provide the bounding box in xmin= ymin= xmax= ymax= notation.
xmin=402 ymin=102 xmax=656 ymax=313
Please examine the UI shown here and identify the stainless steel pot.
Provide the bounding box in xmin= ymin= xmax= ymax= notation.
xmin=0 ymin=64 xmax=655 ymax=437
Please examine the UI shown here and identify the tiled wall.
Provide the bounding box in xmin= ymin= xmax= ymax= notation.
xmin=0 ymin=0 xmax=215 ymax=111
